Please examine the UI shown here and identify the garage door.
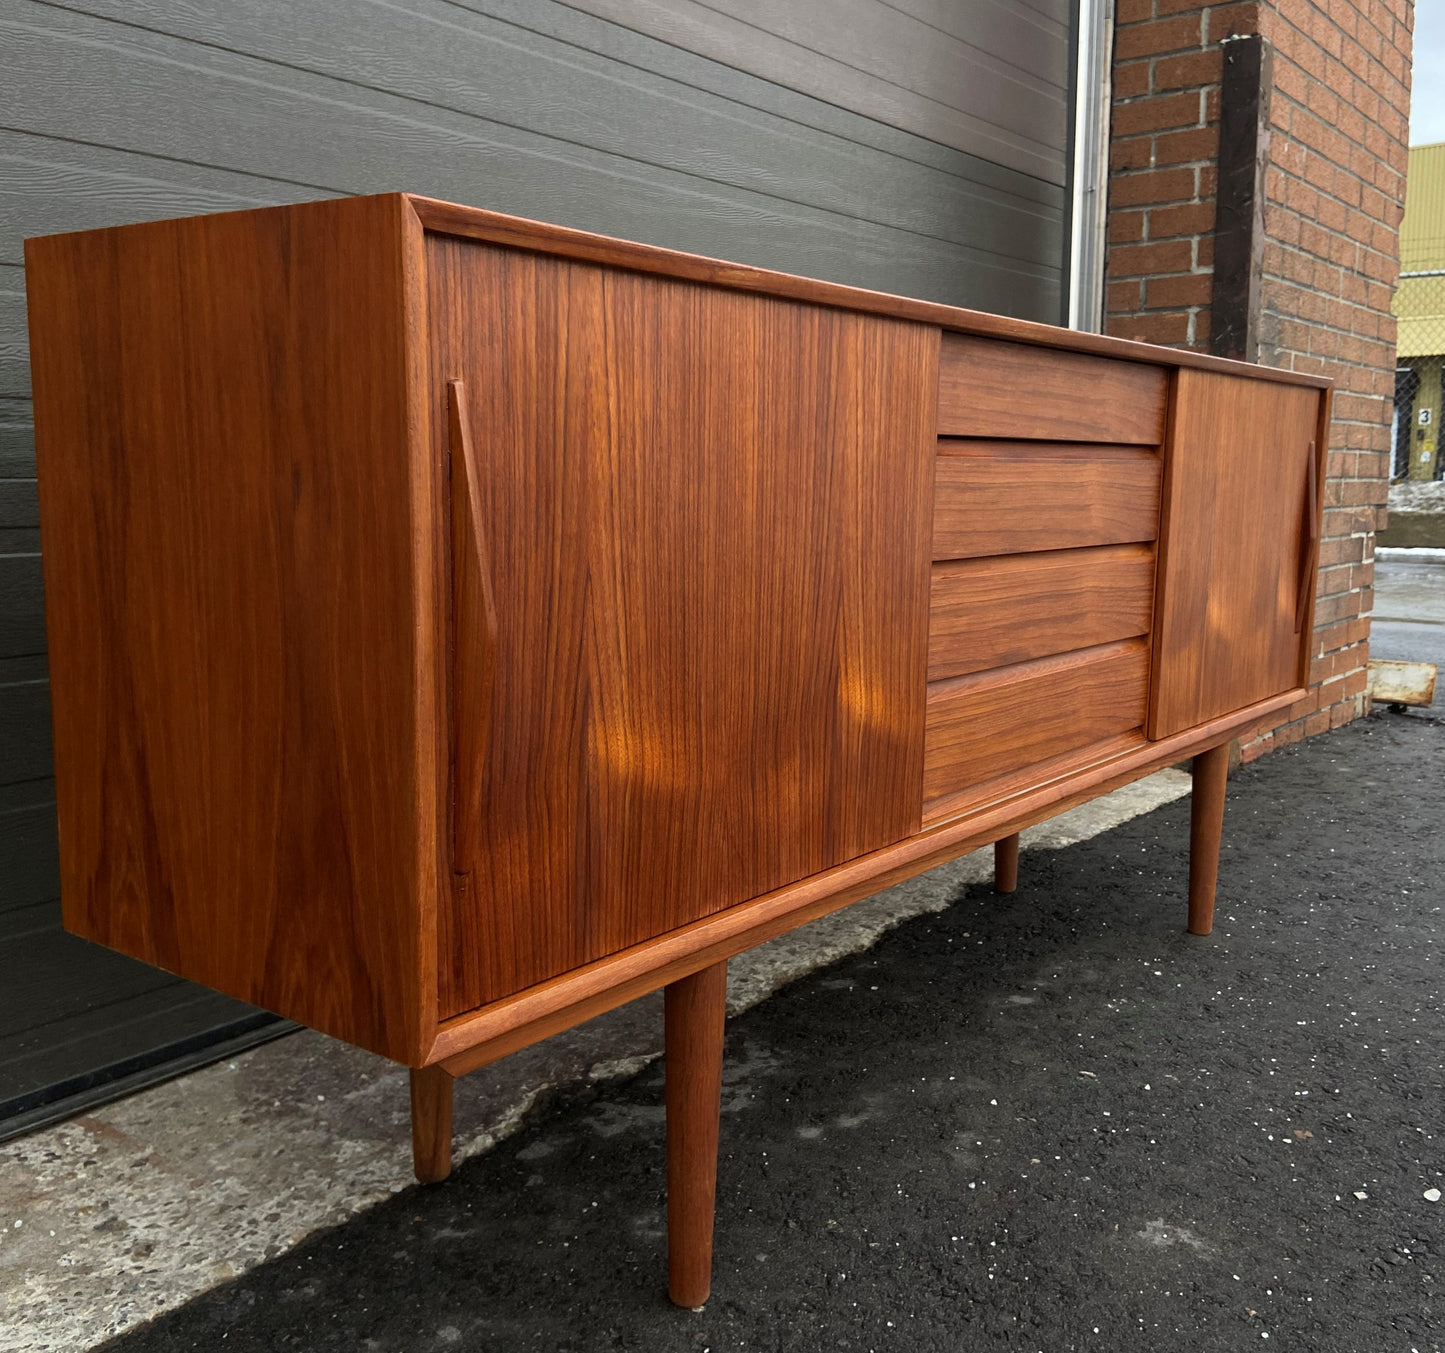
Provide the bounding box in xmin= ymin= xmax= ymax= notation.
xmin=0 ymin=0 xmax=1077 ymax=1135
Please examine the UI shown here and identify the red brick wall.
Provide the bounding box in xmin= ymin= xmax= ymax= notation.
xmin=1106 ymin=0 xmax=1414 ymax=755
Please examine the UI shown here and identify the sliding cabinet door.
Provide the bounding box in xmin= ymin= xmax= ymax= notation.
xmin=1150 ymin=370 xmax=1327 ymax=738
xmin=428 ymin=236 xmax=938 ymax=1013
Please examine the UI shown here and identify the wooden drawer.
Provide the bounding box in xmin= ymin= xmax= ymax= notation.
xmin=938 ymin=333 xmax=1167 ymax=444
xmin=923 ymin=638 xmax=1150 ymax=815
xmin=932 ymin=444 xmax=1161 ymax=560
xmin=929 ymin=543 xmax=1156 ymax=682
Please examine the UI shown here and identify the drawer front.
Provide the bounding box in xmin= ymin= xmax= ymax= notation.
xmin=923 ymin=638 xmax=1150 ymax=816
xmin=929 ymin=544 xmax=1156 ymax=682
xmin=938 ymin=333 xmax=1168 ymax=444
xmin=933 ymin=444 xmax=1162 ymax=560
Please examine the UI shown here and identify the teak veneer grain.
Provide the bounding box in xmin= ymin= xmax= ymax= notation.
xmin=666 ymin=961 xmax=729 ymax=1309
xmin=426 ymin=237 xmax=935 ymax=1014
xmin=1150 ymin=370 xmax=1326 ymax=738
xmin=937 ymin=333 xmax=1169 ymax=443
xmin=923 ymin=638 xmax=1152 ymax=811
xmin=993 ymin=833 xmax=1020 ymax=895
xmin=932 ymin=444 xmax=1162 ymax=560
xmin=928 ymin=544 xmax=1156 ymax=680
xmin=26 ymin=196 xmax=436 ymax=1065
xmin=24 ymin=192 xmax=1332 ymax=1308
xmin=1188 ymin=745 xmax=1231 ymax=937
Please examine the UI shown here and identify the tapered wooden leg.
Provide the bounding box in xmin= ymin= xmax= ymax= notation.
xmin=665 ymin=959 xmax=729 ymax=1309
xmin=1188 ymin=742 xmax=1230 ymax=936
xmin=410 ymin=1065 xmax=454 ymax=1184
xmin=994 ymin=832 xmax=1020 ymax=894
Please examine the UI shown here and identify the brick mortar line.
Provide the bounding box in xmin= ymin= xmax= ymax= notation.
xmin=1261 ymin=6 xmax=1415 ymax=72
xmin=1265 ymin=238 xmax=1403 ymax=273
xmin=1269 ymin=100 xmax=1411 ymax=163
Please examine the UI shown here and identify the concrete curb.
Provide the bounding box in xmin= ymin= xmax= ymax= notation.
xmin=1377 ymin=546 xmax=1445 ymax=562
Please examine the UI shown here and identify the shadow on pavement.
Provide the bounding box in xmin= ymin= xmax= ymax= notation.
xmin=97 ymin=711 xmax=1443 ymax=1353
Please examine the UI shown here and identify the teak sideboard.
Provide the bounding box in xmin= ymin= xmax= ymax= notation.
xmin=25 ymin=194 xmax=1331 ymax=1307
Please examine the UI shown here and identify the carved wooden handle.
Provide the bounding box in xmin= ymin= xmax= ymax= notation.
xmin=447 ymin=379 xmax=498 ymax=874
xmin=1294 ymin=440 xmax=1319 ymax=634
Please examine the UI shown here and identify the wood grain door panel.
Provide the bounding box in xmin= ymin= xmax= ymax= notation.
xmin=1150 ymin=370 xmax=1326 ymax=738
xmin=428 ymin=237 xmax=937 ymax=1015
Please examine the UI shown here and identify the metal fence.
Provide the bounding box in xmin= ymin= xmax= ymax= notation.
xmin=1393 ymin=270 xmax=1445 ymax=481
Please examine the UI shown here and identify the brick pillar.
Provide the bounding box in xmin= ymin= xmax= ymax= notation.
xmin=1106 ymin=0 xmax=1413 ymax=754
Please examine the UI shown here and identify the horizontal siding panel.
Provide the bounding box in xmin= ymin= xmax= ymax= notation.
xmin=0 ymin=277 xmax=25 ymax=397
xmin=0 ymin=415 xmax=35 ymax=479
xmin=0 ymin=359 xmax=27 ymax=401
xmin=0 ymin=480 xmax=38 ymax=531
xmin=0 ymin=8 xmax=1062 ymax=316
xmin=886 ymin=0 xmax=1068 ymax=74
xmin=559 ymin=0 xmax=1069 ymax=183
xmin=0 ymin=780 xmax=58 ymax=913
xmin=0 ymin=956 xmax=261 ymax=1105
xmin=0 ymin=554 xmax=43 ymax=658
xmin=0 ymin=141 xmax=1058 ymax=318
xmin=467 ymin=0 xmax=1062 ymax=188
xmin=0 ymin=898 xmax=50 ymax=944
xmin=57 ymin=0 xmax=1063 ymax=261
xmin=0 ymin=672 xmax=50 ymax=785
xmin=0 ymin=139 xmax=319 ymax=267
xmin=1 ymin=924 xmax=179 ymax=1040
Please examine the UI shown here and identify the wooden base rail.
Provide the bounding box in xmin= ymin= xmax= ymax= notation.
xmin=429 ymin=692 xmax=1294 ymax=1080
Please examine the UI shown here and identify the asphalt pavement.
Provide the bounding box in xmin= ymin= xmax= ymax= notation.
xmin=92 ymin=710 xmax=1444 ymax=1353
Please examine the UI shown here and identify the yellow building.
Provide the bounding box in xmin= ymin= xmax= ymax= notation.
xmin=1394 ymin=141 xmax=1445 ymax=481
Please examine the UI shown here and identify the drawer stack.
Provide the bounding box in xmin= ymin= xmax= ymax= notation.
xmin=924 ymin=334 xmax=1169 ymax=823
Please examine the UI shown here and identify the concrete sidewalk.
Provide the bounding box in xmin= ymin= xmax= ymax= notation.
xmin=1373 ymin=555 xmax=1445 ymax=712
xmin=6 ymin=711 xmax=1443 ymax=1351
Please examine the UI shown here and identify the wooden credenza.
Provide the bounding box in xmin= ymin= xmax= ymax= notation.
xmin=25 ymin=194 xmax=1330 ymax=1306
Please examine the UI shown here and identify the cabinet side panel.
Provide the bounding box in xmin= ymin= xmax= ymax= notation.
xmin=1150 ymin=369 xmax=1322 ymax=738
xmin=428 ymin=237 xmax=935 ymax=1014
xmin=25 ymin=198 xmax=426 ymax=1062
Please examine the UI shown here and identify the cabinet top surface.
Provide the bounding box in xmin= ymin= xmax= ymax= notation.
xmin=26 ymin=191 xmax=1331 ymax=392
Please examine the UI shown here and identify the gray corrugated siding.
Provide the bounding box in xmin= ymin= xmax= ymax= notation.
xmin=559 ymin=0 xmax=1073 ymax=184
xmin=0 ymin=0 xmax=1071 ymax=1110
